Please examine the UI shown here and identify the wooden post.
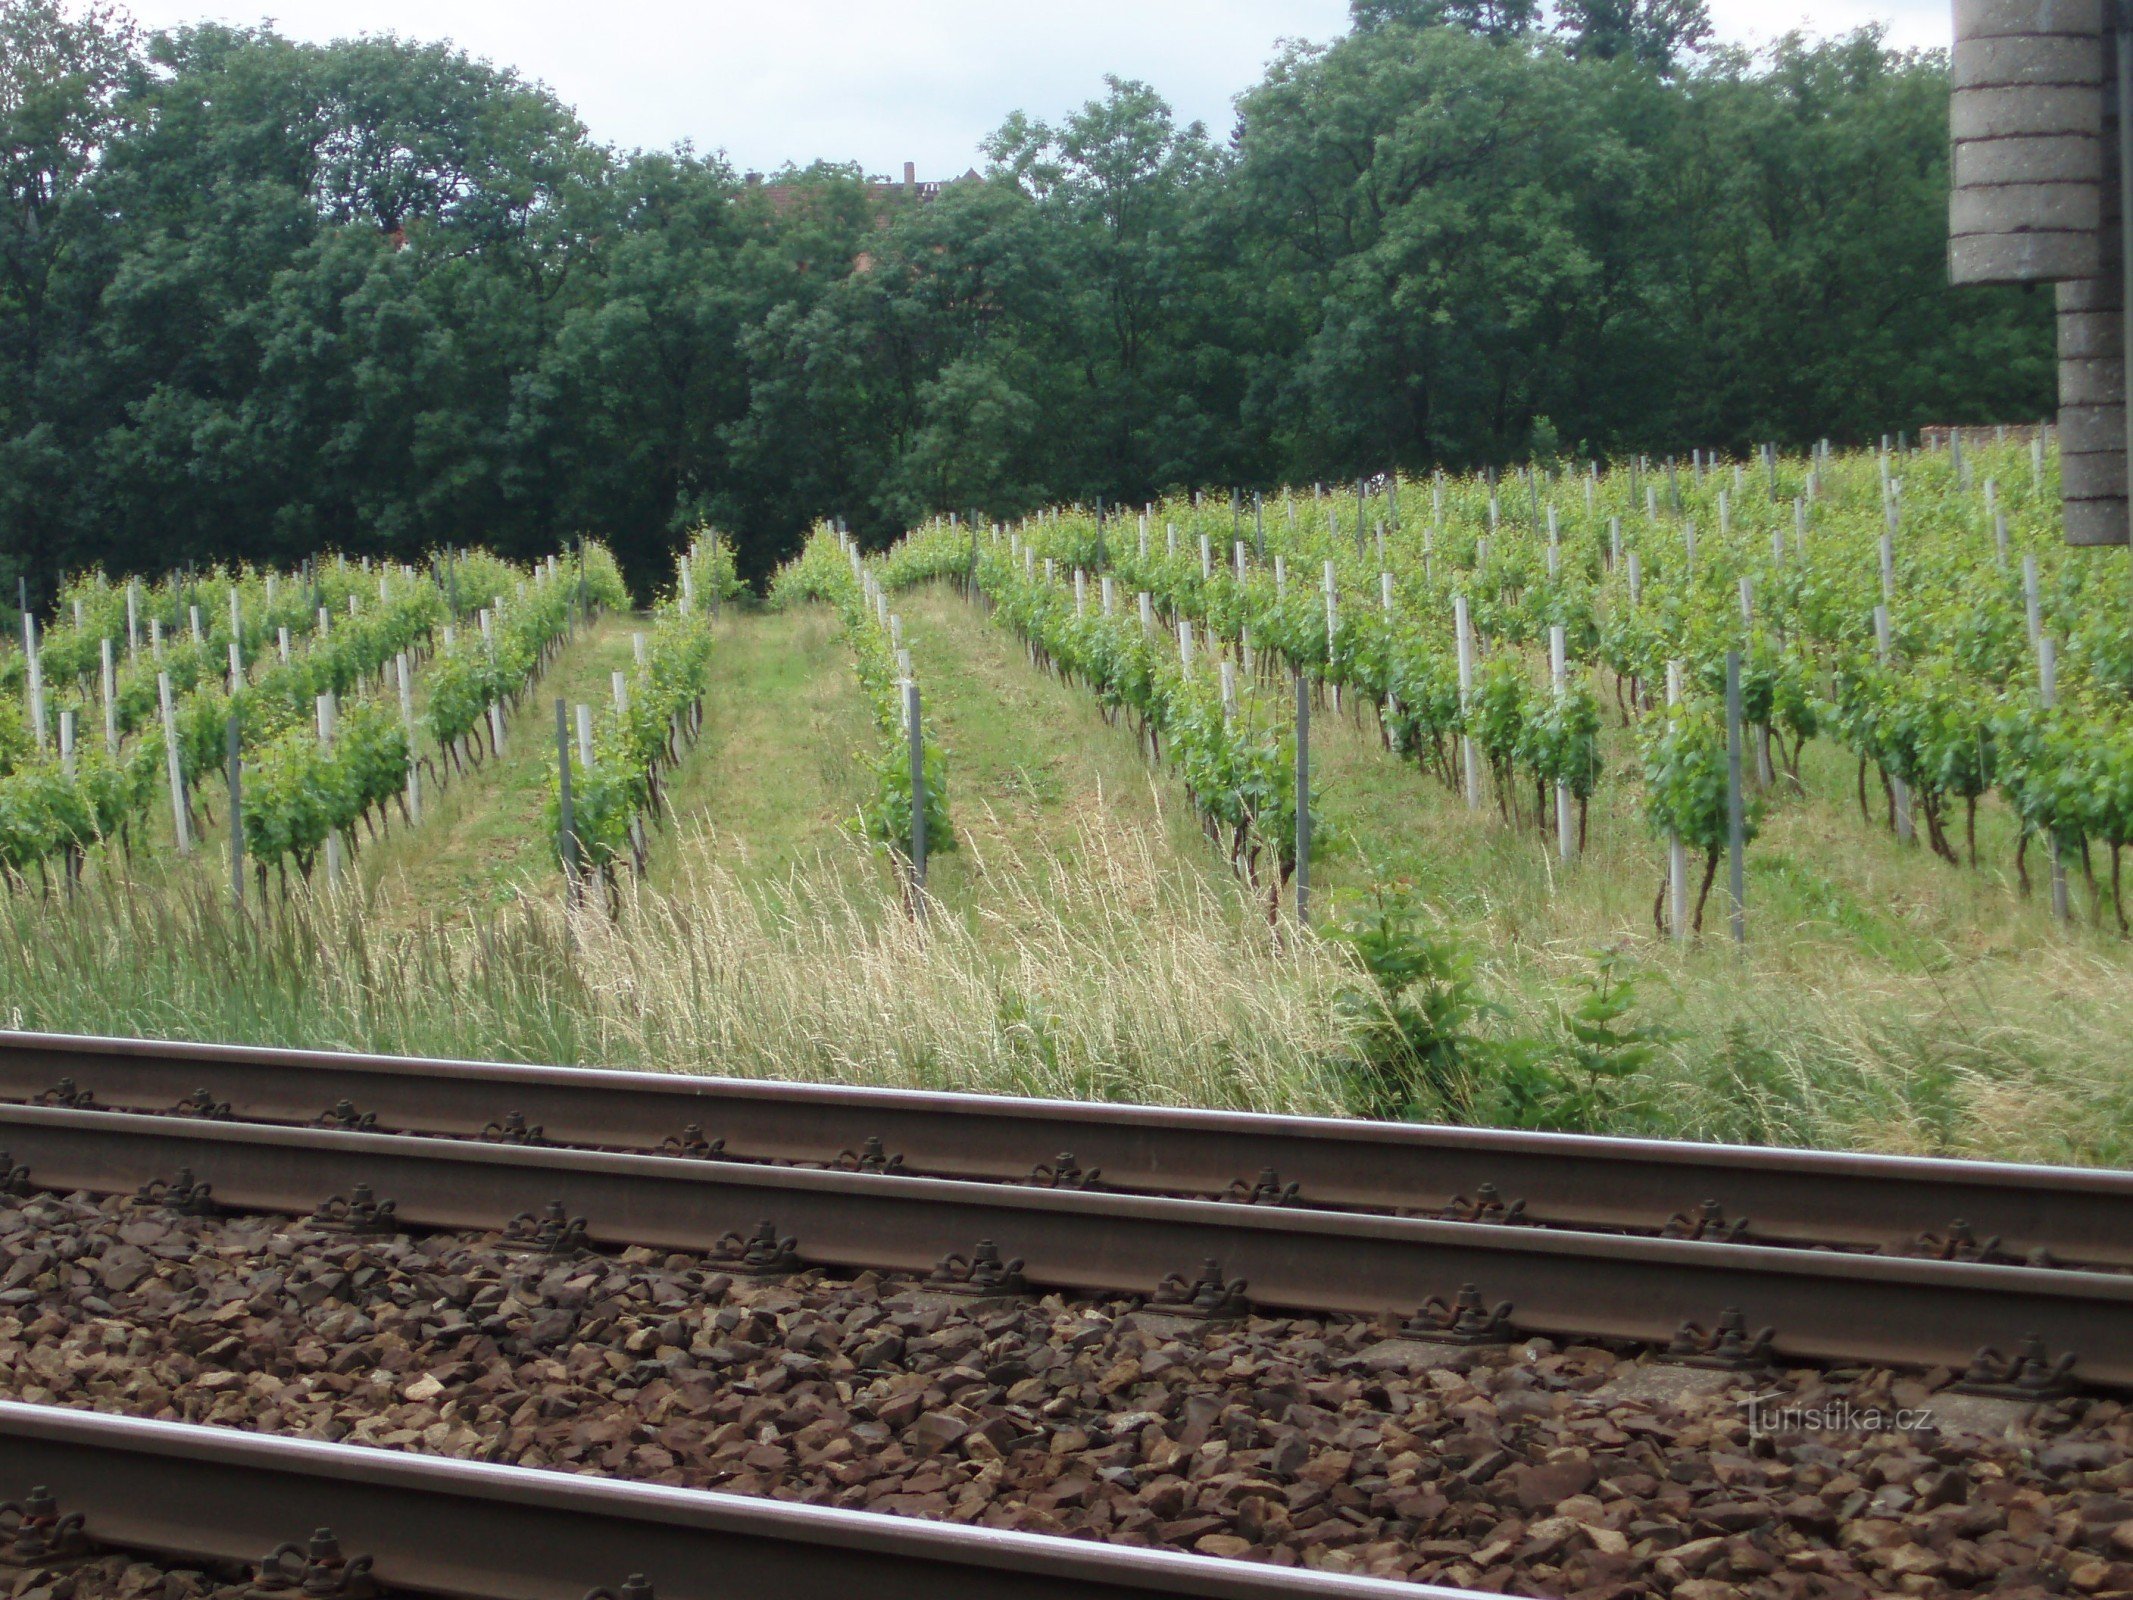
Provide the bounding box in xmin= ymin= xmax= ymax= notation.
xmin=227 ymin=714 xmax=243 ymax=911
xmin=1667 ymin=662 xmax=1688 ymax=943
xmin=1551 ymin=625 xmax=1574 ymax=862
xmin=159 ymin=671 xmax=191 ymax=855
xmin=905 ymin=679 xmax=927 ymax=918
xmin=1454 ymin=596 xmax=1481 ymax=811
xmin=1294 ymin=671 xmax=1311 ymax=927
xmin=1726 ymin=649 xmax=1745 ymax=946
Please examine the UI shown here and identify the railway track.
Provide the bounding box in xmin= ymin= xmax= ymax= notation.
xmin=4 ymin=1035 xmax=2132 ymax=1600
xmin=4 ymin=1028 xmax=2130 ymax=1270
xmin=0 ymin=1403 xmax=1468 ymax=1600
xmin=1 ymin=1093 xmax=2127 ymax=1386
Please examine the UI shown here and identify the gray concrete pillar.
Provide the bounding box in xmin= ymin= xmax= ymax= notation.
xmin=1950 ymin=0 xmax=2105 ymax=285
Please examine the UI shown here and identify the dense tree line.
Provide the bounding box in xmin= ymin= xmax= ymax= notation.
xmin=0 ymin=0 xmax=2052 ymax=595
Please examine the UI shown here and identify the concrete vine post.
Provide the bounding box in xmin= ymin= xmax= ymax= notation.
xmin=905 ymin=679 xmax=927 ymax=921
xmin=1294 ymin=671 xmax=1311 ymax=928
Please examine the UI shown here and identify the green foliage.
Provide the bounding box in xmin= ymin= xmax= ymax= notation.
xmin=0 ymin=13 xmax=2048 ymax=589
xmin=543 ymin=539 xmax=721 ymax=876
xmin=1639 ymin=696 xmax=1763 ymax=855
xmin=1326 ymin=882 xmax=1496 ymax=1120
xmin=774 ymin=526 xmax=957 ymax=865
xmin=1486 ymin=952 xmax=1665 ymax=1131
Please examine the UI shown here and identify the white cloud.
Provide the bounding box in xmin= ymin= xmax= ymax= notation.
xmin=113 ymin=0 xmax=1948 ymax=177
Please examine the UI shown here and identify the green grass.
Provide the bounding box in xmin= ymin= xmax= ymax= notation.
xmin=360 ymin=614 xmax=648 ymax=918
xmin=643 ymin=603 xmax=876 ymax=894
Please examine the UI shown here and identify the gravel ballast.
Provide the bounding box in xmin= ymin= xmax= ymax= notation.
xmin=3 ymin=1185 xmax=2132 ymax=1598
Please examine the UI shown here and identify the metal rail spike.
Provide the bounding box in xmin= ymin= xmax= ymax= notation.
xmin=0 ymin=1486 xmax=89 ymax=1572
xmin=583 ymin=1579 xmax=655 ymax=1600
xmin=171 ymin=1088 xmax=234 ymax=1121
xmin=830 ymin=1135 xmax=904 ymax=1175
xmin=245 ymin=1528 xmax=376 ymax=1599
xmin=1024 ymin=1152 xmax=1101 ymax=1189
xmin=315 ymin=1100 xmax=379 ymax=1133
xmin=1153 ymin=1259 xmax=1251 ymax=1322
xmin=307 ymin=1184 xmax=399 ymax=1236
xmin=1902 ymin=1219 xmax=2013 ymax=1265
xmin=480 ymin=1110 xmax=547 ymax=1146
xmin=1666 ymin=1307 xmax=1776 ymax=1370
xmin=1663 ymin=1199 xmax=1750 ymax=1244
xmin=1441 ymin=1183 xmax=1529 ymax=1225
xmin=1402 ymin=1283 xmax=1516 ymax=1345
xmin=131 ymin=1168 xmax=218 ymax=1216
xmin=715 ymin=1219 xmax=802 ymax=1278
xmin=1956 ymin=1333 xmax=2079 ymax=1399
xmin=928 ymin=1239 xmax=1029 ymax=1298
xmin=661 ymin=1123 xmax=726 ymax=1160
xmin=498 ymin=1200 xmax=589 ymax=1258
xmin=0 ymin=1152 xmax=26 ymax=1198
xmin=1224 ymin=1168 xmax=1301 ymax=1207
xmin=31 ymin=1079 xmax=94 ymax=1110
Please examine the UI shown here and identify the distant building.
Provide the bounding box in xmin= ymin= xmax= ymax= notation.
xmin=741 ymin=161 xmax=981 ymax=219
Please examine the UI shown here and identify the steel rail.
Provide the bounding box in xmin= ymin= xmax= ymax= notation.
xmin=3 ymin=1103 xmax=2129 ymax=1385
xmin=4 ymin=1029 xmax=2131 ymax=1267
xmin=0 ymin=1402 xmax=1461 ymax=1600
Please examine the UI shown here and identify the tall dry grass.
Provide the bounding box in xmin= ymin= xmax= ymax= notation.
xmin=0 ymin=809 xmax=1355 ymax=1114
xmin=6 ymin=795 xmax=2133 ymax=1166
xmin=553 ymin=810 xmax=1355 ymax=1109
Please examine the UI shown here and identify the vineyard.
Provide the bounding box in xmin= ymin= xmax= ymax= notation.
xmin=4 ymin=438 xmax=2133 ymax=1165
xmin=857 ymin=434 xmax=2126 ymax=944
xmin=0 ymin=539 xmax=741 ymax=903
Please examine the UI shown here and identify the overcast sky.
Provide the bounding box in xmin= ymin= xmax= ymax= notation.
xmin=114 ymin=0 xmax=1954 ymax=178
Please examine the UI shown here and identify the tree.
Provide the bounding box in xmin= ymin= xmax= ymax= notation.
xmin=1557 ymin=0 xmax=1713 ymax=69
xmin=1350 ymin=0 xmax=1543 ymax=42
